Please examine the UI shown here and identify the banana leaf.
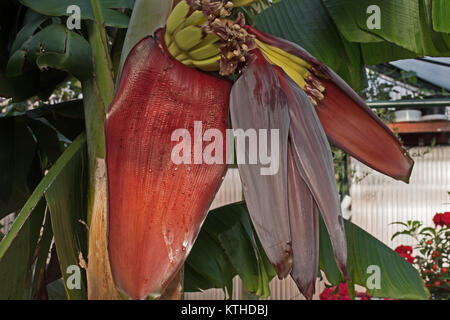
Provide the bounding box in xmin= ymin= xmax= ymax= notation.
xmin=188 ymin=202 xmax=429 ymax=300
xmin=18 ymin=0 xmax=133 ymax=28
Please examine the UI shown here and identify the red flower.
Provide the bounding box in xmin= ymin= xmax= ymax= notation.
xmin=320 ymin=283 xmax=351 ymax=300
xmin=442 ymin=212 xmax=450 ymax=227
xmin=395 ymin=245 xmax=413 ymax=255
xmin=356 ymin=291 xmax=371 ymax=300
xmin=337 ymin=282 xmax=349 ymax=296
xmin=319 ymin=286 xmax=336 ymax=300
xmin=395 ymin=245 xmax=414 ymax=263
xmin=433 ymin=213 xmax=444 ymax=227
xmin=433 ymin=212 xmax=450 ymax=227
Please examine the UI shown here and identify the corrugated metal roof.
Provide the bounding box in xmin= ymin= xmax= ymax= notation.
xmin=390 ymin=58 xmax=450 ymax=91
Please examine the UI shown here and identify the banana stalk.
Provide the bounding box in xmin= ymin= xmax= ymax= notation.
xmin=106 ymin=30 xmax=230 ymax=299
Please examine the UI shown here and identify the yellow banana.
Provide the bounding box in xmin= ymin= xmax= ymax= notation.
xmin=166 ymin=0 xmax=190 ymax=36
xmin=261 ymin=50 xmax=307 ymax=89
xmin=188 ymin=43 xmax=220 ymax=60
xmin=174 ymin=25 xmax=204 ymax=51
xmin=260 ymin=45 xmax=310 ymax=79
xmin=256 ymin=39 xmax=311 ymax=69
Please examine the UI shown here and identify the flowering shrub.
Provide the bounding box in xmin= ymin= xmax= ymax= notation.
xmin=392 ymin=213 xmax=450 ymax=300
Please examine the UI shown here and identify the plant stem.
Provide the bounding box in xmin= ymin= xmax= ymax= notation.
xmin=81 ymin=0 xmax=118 ymax=299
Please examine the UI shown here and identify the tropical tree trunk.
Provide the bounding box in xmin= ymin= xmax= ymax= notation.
xmin=87 ymin=159 xmax=120 ymax=299
xmin=83 ymin=0 xmax=115 ymax=297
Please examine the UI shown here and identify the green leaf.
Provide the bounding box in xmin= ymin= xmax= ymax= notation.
xmin=419 ymin=227 xmax=436 ymax=236
xmin=44 ymin=134 xmax=88 ymax=300
xmin=322 ymin=0 xmax=383 ymax=43
xmin=10 ymin=11 xmax=49 ymax=54
xmin=323 ymin=0 xmax=450 ymax=57
xmin=0 ymin=199 xmax=46 ymax=299
xmin=25 ymin=99 xmax=85 ymax=141
xmin=0 ymin=119 xmax=37 ymax=219
xmin=361 ymin=38 xmax=420 ymax=65
xmin=185 ymin=202 xmax=276 ymax=298
xmin=26 ymin=119 xmax=62 ymax=165
xmin=254 ymin=0 xmax=366 ymax=90
xmin=391 ymin=230 xmax=414 ymax=241
xmin=31 ymin=214 xmax=54 ymax=298
xmin=0 ymin=133 xmax=87 ymax=300
xmin=0 ymin=101 xmax=85 ymax=219
xmin=432 ymin=0 xmax=450 ymax=33
xmin=19 ymin=24 xmax=93 ymax=81
xmin=186 ymin=230 xmax=235 ymax=297
xmin=117 ymin=0 xmax=173 ymax=80
xmin=47 ymin=279 xmax=68 ymax=300
xmin=319 ymin=215 xmax=429 ymax=300
xmin=18 ymin=0 xmax=133 ymax=28
xmin=0 ymin=133 xmax=86 ymax=270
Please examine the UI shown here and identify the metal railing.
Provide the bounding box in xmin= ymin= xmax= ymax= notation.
xmin=367 ymin=98 xmax=450 ymax=110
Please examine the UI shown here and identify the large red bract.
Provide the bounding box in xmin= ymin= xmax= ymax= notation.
xmin=105 ymin=30 xmax=230 ymax=300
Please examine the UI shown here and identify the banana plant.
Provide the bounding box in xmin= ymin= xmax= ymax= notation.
xmin=1 ymin=0 xmax=448 ymax=300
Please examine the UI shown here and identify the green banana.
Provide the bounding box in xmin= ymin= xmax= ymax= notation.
xmin=264 ymin=52 xmax=307 ymax=89
xmin=188 ymin=43 xmax=220 ymax=60
xmin=191 ymin=34 xmax=220 ymax=50
xmin=182 ymin=10 xmax=207 ymax=27
xmin=174 ymin=25 xmax=204 ymax=51
xmin=190 ymin=55 xmax=221 ymax=71
xmin=168 ymin=41 xmax=182 ymax=58
xmin=166 ymin=0 xmax=190 ymax=36
xmin=256 ymin=39 xmax=311 ymax=69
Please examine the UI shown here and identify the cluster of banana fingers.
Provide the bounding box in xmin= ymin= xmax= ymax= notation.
xmin=164 ymin=1 xmax=222 ymax=71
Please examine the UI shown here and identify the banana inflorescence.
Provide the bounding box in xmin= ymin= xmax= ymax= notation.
xmin=255 ymin=39 xmax=326 ymax=106
xmin=164 ymin=0 xmax=255 ymax=75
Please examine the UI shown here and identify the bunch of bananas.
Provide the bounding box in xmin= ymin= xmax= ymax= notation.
xmin=164 ymin=1 xmax=222 ymax=71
